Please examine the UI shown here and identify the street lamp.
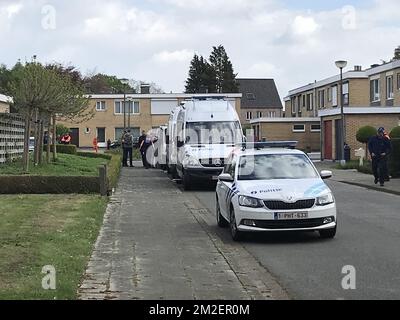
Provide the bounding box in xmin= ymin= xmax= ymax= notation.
xmin=335 ymin=60 xmax=347 ymax=163
xmin=120 ymin=78 xmax=130 ymax=131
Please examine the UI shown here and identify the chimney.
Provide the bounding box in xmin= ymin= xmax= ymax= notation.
xmin=394 ymin=46 xmax=400 ymax=60
xmin=140 ymin=84 xmax=150 ymax=94
xmin=354 ymin=65 xmax=362 ymax=71
xmin=371 ymin=64 xmax=380 ymax=68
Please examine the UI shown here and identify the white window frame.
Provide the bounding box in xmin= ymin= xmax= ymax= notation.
xmin=371 ymin=79 xmax=380 ymax=102
xmin=114 ymin=101 xmax=140 ymax=115
xmin=386 ymin=76 xmax=394 ymax=100
xmin=332 ymin=86 xmax=338 ymax=107
xmin=342 ymin=82 xmax=349 ymax=105
xmin=310 ymin=124 xmax=321 ymax=132
xmin=96 ymin=101 xmax=106 ymax=111
xmin=246 ymin=111 xmax=253 ymax=120
xmin=256 ymin=111 xmax=262 ymax=118
xmin=293 ymin=124 xmax=305 ymax=133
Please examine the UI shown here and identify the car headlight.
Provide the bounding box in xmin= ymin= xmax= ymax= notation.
xmin=182 ymin=154 xmax=201 ymax=168
xmin=238 ymin=195 xmax=263 ymax=208
xmin=316 ymin=193 xmax=335 ymax=206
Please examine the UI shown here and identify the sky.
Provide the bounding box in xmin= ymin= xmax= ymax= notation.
xmin=0 ymin=0 xmax=400 ymax=101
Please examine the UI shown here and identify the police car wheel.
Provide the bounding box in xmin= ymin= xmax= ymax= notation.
xmin=182 ymin=170 xmax=191 ymax=191
xmin=229 ymin=207 xmax=242 ymax=241
xmin=319 ymin=226 xmax=337 ymax=239
xmin=216 ymin=196 xmax=228 ymax=228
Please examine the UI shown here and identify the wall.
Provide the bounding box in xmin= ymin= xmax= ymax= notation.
xmin=0 ymin=114 xmax=25 ymax=164
xmin=258 ymin=121 xmax=320 ymax=152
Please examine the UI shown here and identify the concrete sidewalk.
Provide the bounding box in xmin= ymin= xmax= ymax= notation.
xmin=315 ymin=161 xmax=400 ymax=196
xmin=78 ymin=167 xmax=287 ymax=300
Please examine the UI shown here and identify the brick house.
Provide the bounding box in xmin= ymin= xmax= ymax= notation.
xmin=59 ymin=92 xmax=242 ymax=148
xmin=236 ymin=78 xmax=283 ymax=124
xmin=284 ymin=57 xmax=400 ymax=160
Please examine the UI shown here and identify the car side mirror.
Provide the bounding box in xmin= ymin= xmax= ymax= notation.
xmin=320 ymin=170 xmax=332 ymax=179
xmin=218 ymin=173 xmax=234 ymax=182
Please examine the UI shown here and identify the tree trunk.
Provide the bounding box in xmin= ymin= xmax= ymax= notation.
xmin=46 ymin=117 xmax=51 ymax=164
xmin=52 ymin=114 xmax=57 ymax=162
xmin=38 ymin=118 xmax=44 ymax=165
xmin=23 ymin=111 xmax=31 ymax=172
xmin=34 ymin=108 xmax=40 ymax=166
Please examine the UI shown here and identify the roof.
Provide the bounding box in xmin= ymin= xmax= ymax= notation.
xmin=87 ymin=93 xmax=242 ymax=99
xmin=0 ymin=94 xmax=12 ymax=104
xmin=250 ymin=117 xmax=320 ymax=124
xmin=236 ymin=79 xmax=283 ymax=110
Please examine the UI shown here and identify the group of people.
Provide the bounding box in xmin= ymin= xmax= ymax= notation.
xmin=121 ymin=130 xmax=154 ymax=168
xmin=368 ymin=127 xmax=392 ymax=187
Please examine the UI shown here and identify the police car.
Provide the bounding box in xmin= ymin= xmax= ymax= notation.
xmin=215 ymin=142 xmax=337 ymax=241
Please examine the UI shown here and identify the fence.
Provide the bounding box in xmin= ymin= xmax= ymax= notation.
xmin=0 ymin=114 xmax=25 ymax=164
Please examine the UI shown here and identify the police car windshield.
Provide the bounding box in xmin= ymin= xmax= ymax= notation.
xmin=185 ymin=122 xmax=241 ymax=144
xmin=238 ymin=154 xmax=319 ymax=180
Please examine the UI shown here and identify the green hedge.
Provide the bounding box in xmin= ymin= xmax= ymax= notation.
xmin=77 ymin=151 xmax=112 ymax=160
xmin=0 ymin=176 xmax=99 ymax=194
xmin=44 ymin=144 xmax=77 ymax=155
xmin=107 ymin=153 xmax=122 ymax=189
xmin=389 ymin=139 xmax=400 ymax=178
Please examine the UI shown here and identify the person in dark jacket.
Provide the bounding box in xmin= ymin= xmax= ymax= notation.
xmin=138 ymin=130 xmax=149 ymax=168
xmin=368 ymin=127 xmax=392 ymax=186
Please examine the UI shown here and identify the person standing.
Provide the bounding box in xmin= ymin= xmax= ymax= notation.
xmin=93 ymin=137 xmax=98 ymax=153
xmin=124 ymin=130 xmax=134 ymax=167
xmin=138 ymin=130 xmax=149 ymax=168
xmin=368 ymin=127 xmax=392 ymax=187
xmin=121 ymin=130 xmax=128 ymax=167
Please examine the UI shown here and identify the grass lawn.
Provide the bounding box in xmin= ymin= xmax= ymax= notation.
xmin=0 ymin=154 xmax=108 ymax=176
xmin=0 ymin=194 xmax=107 ymax=299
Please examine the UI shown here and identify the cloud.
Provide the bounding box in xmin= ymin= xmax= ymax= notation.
xmin=153 ymin=49 xmax=194 ymax=63
xmin=0 ymin=0 xmax=399 ymax=101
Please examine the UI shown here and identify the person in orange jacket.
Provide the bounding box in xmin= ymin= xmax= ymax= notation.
xmin=93 ymin=137 xmax=98 ymax=153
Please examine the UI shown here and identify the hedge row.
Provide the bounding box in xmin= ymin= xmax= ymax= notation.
xmin=77 ymin=151 xmax=112 ymax=160
xmin=388 ymin=139 xmax=400 ymax=178
xmin=0 ymin=176 xmax=100 ymax=194
xmin=44 ymin=144 xmax=77 ymax=155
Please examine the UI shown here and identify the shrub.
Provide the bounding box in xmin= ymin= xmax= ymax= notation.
xmin=390 ymin=127 xmax=400 ymax=139
xmin=388 ymin=138 xmax=400 ymax=178
xmin=77 ymin=151 xmax=112 ymax=160
xmin=56 ymin=124 xmax=70 ymax=137
xmin=356 ymin=126 xmax=377 ymax=144
xmin=107 ymin=153 xmax=122 ymax=189
xmin=44 ymin=144 xmax=77 ymax=155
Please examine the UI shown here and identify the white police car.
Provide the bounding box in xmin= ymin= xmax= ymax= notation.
xmin=215 ymin=142 xmax=337 ymax=241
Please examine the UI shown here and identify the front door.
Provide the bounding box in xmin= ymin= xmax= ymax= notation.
xmin=324 ymin=121 xmax=332 ymax=160
xmin=70 ymin=128 xmax=79 ymax=147
xmin=97 ymin=127 xmax=106 ymax=148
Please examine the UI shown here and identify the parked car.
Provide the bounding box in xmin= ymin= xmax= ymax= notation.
xmin=215 ymin=142 xmax=337 ymax=241
xmin=29 ymin=137 xmax=35 ymax=152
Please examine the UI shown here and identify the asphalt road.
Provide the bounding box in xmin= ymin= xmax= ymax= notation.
xmin=186 ymin=180 xmax=400 ymax=300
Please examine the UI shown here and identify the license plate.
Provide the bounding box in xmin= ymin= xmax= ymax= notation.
xmin=274 ymin=212 xmax=308 ymax=220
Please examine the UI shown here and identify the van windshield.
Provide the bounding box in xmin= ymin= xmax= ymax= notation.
xmin=185 ymin=121 xmax=242 ymax=145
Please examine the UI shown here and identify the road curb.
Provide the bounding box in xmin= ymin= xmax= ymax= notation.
xmin=338 ymin=180 xmax=400 ymax=196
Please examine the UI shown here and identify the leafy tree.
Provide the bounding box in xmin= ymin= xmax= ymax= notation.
xmin=209 ymin=45 xmax=238 ymax=93
xmin=84 ymin=73 xmax=135 ymax=94
xmin=356 ymin=126 xmax=377 ymax=159
xmin=185 ymin=54 xmax=217 ymax=93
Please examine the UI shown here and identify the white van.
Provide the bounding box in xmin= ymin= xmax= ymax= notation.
xmin=166 ymin=106 xmax=182 ymax=177
xmin=174 ymin=97 xmax=243 ymax=190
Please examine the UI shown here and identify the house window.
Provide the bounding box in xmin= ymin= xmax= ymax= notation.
xmin=311 ymin=124 xmax=321 ymax=132
xmin=291 ymin=98 xmax=296 ymax=114
xmin=96 ymin=101 xmax=106 ymax=111
xmin=269 ymin=111 xmax=276 ymax=118
xmin=386 ymin=76 xmax=394 ymax=99
xmin=302 ymin=95 xmax=306 ymax=108
xmin=371 ymin=79 xmax=380 ymax=102
xmin=256 ymin=111 xmax=262 ymax=118
xmin=246 ymin=93 xmax=256 ymax=100
xmin=343 ymin=82 xmax=349 ymax=105
xmin=397 ymin=74 xmax=400 ymax=90
xmin=327 ymin=88 xmax=332 ymax=102
xmin=332 ymin=86 xmax=338 ymax=106
xmin=246 ymin=112 xmax=253 ymax=120
xmin=114 ymin=101 xmax=140 ymax=114
xmin=293 ymin=124 xmax=305 ymax=132
xmin=306 ymin=93 xmax=313 ymax=111
xmin=318 ymin=90 xmax=325 ymax=109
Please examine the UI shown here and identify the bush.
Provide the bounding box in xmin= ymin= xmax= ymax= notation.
xmin=107 ymin=153 xmax=122 ymax=189
xmin=77 ymin=151 xmax=112 ymax=160
xmin=390 ymin=127 xmax=400 ymax=138
xmin=389 ymin=139 xmax=400 ymax=178
xmin=44 ymin=144 xmax=77 ymax=155
xmin=356 ymin=126 xmax=377 ymax=144
xmin=56 ymin=124 xmax=70 ymax=137
xmin=0 ymin=175 xmax=100 ymax=194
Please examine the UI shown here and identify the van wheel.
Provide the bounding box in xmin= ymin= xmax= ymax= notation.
xmin=182 ymin=170 xmax=191 ymax=191
xmin=319 ymin=226 xmax=337 ymax=239
xmin=229 ymin=207 xmax=242 ymax=241
xmin=216 ymin=196 xmax=228 ymax=228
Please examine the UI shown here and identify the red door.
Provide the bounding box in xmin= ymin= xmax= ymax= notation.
xmin=324 ymin=121 xmax=333 ymax=160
